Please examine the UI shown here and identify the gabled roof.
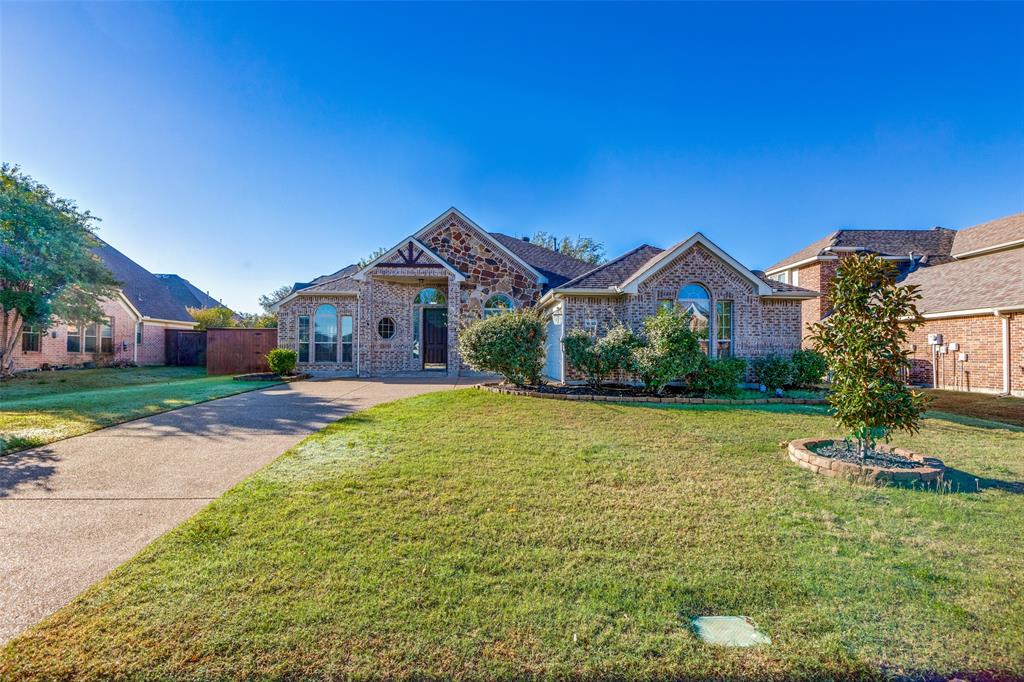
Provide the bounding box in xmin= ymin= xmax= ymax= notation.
xmin=154 ymin=274 xmax=224 ymax=311
xmin=92 ymin=240 xmax=194 ymax=323
xmin=951 ymin=212 xmax=1024 ymax=258
xmin=353 ymin=237 xmax=466 ymax=282
xmin=558 ymin=244 xmax=665 ymax=290
xmin=413 ymin=207 xmax=547 ymax=284
xmin=901 ymin=247 xmax=1024 ymax=315
xmin=765 ymin=227 xmax=956 ymax=273
xmin=618 ymin=233 xmax=773 ymax=295
xmin=489 ymin=233 xmax=594 ymax=287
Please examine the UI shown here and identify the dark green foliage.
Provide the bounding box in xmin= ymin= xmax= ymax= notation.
xmin=530 ymin=232 xmax=606 ymax=264
xmin=791 ymin=349 xmax=827 ymax=387
xmin=809 ymin=254 xmax=928 ymax=456
xmin=266 ymin=348 xmax=298 ymax=375
xmin=688 ymin=356 xmax=747 ymax=397
xmin=752 ymin=354 xmax=794 ymax=390
xmin=459 ymin=310 xmax=546 ymax=386
xmin=1 ymin=164 xmax=119 ymax=375
xmin=188 ymin=306 xmax=236 ymax=331
xmin=629 ymin=308 xmax=704 ymax=394
xmin=563 ymin=324 xmax=637 ymax=387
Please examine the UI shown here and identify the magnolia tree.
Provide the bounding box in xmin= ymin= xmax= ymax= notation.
xmin=0 ymin=165 xmax=118 ymax=376
xmin=809 ymin=254 xmax=927 ymax=458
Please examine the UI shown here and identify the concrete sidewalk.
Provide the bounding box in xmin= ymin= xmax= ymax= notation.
xmin=0 ymin=377 xmax=464 ymax=644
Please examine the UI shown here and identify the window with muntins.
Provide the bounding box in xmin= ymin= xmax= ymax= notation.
xmin=297 ymin=315 xmax=310 ymax=362
xmin=22 ymin=325 xmax=41 ymax=352
xmin=716 ymin=300 xmax=733 ymax=357
xmin=483 ymin=294 xmax=514 ymax=318
xmin=314 ymin=305 xmax=337 ymax=362
xmin=378 ymin=317 xmax=396 ymax=339
xmin=100 ymin=320 xmax=113 ymax=353
xmin=83 ymin=323 xmax=98 ymax=353
xmin=67 ymin=325 xmax=81 ymax=353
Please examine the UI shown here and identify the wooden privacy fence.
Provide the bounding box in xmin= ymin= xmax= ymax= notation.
xmin=205 ymin=328 xmax=278 ymax=375
xmin=165 ymin=330 xmax=207 ymax=366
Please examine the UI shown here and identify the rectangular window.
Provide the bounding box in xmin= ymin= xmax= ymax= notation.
xmin=297 ymin=315 xmax=310 ymax=363
xmin=341 ymin=315 xmax=353 ymax=363
xmin=100 ymin=319 xmax=113 ymax=353
xmin=770 ymin=271 xmax=789 ymax=284
xmin=136 ymin=323 xmax=142 ymax=345
xmin=67 ymin=325 xmax=81 ymax=353
xmin=791 ymin=268 xmax=799 ymax=287
xmin=83 ymin=323 xmax=98 ymax=353
xmin=716 ymin=300 xmax=733 ymax=358
xmin=21 ymin=325 xmax=42 ymax=352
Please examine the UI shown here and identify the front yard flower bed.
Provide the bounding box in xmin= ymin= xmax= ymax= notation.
xmin=479 ymin=382 xmax=828 ymax=405
xmin=788 ymin=438 xmax=945 ymax=484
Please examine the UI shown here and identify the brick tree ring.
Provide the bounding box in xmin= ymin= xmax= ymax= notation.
xmin=786 ymin=438 xmax=945 ymax=485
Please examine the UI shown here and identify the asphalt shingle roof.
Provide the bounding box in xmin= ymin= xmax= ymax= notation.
xmin=92 ymin=240 xmax=194 ymax=322
xmin=901 ymin=247 xmax=1024 ymax=315
xmin=154 ymin=274 xmax=224 ymax=311
xmin=558 ymin=245 xmax=666 ymax=289
xmin=489 ymin=233 xmax=595 ymax=287
xmin=950 ymin=213 xmax=1024 ymax=257
xmin=766 ymin=227 xmax=956 ymax=272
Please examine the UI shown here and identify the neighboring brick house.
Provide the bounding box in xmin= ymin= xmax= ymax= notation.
xmin=766 ymin=213 xmax=1024 ymax=396
xmin=275 ymin=208 xmax=817 ymax=380
xmin=8 ymin=240 xmax=213 ymax=371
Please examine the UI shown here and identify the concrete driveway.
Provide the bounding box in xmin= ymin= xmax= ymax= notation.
xmin=0 ymin=376 xmax=465 ymax=644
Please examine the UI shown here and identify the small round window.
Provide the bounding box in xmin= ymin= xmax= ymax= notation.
xmin=377 ymin=317 xmax=396 ymax=339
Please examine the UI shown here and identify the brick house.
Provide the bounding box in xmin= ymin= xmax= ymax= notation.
xmin=275 ymin=208 xmax=817 ymax=381
xmin=765 ymin=213 xmax=1024 ymax=397
xmin=8 ymin=240 xmax=216 ymax=371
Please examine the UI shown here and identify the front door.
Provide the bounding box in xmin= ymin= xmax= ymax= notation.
xmin=422 ymin=308 xmax=447 ymax=370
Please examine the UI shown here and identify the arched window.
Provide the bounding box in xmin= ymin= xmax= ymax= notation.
xmin=483 ymin=294 xmax=514 ymax=318
xmin=314 ymin=304 xmax=337 ymax=362
xmin=678 ymin=284 xmax=711 ymax=355
xmin=415 ymin=288 xmax=446 ymax=306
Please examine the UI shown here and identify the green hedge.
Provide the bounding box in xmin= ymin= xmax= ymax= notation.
xmin=459 ymin=310 xmax=546 ymax=386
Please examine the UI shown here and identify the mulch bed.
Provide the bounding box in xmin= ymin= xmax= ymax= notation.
xmin=787 ymin=438 xmax=945 ymax=483
xmin=233 ymin=373 xmax=311 ymax=382
xmin=480 ymin=383 xmax=828 ymax=405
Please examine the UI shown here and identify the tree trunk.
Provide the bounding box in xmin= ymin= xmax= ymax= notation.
xmin=1 ymin=309 xmax=24 ymax=378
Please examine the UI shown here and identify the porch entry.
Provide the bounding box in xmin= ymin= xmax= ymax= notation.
xmin=422 ymin=307 xmax=447 ymax=370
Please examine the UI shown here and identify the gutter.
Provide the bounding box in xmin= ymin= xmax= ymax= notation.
xmin=952 ymin=238 xmax=1024 ymax=260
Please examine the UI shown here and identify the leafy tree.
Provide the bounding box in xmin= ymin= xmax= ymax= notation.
xmin=237 ymin=311 xmax=277 ymax=328
xmin=458 ymin=309 xmax=546 ymax=386
xmin=531 ymin=232 xmax=606 ymax=264
xmin=258 ymin=285 xmax=292 ymax=314
xmin=0 ymin=164 xmax=119 ymax=376
xmin=629 ymin=308 xmax=703 ymax=394
xmin=358 ymin=246 xmax=389 ymax=268
xmin=188 ymin=306 xmax=236 ymax=330
xmin=809 ymin=254 xmax=928 ymax=458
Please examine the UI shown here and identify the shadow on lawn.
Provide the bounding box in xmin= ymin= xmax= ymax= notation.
xmin=941 ymin=467 xmax=1024 ymax=495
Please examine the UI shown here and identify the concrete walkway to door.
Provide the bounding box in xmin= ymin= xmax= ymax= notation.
xmin=0 ymin=376 xmax=465 ymax=644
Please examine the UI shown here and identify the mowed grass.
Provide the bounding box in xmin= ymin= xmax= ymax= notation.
xmin=925 ymin=388 xmax=1024 ymax=428
xmin=0 ymin=367 xmax=279 ymax=454
xmin=2 ymin=390 xmax=1022 ymax=680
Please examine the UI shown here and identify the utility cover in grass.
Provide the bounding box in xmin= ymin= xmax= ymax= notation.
xmin=691 ymin=616 xmax=771 ymax=647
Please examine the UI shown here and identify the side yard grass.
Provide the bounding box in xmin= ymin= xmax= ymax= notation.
xmin=0 ymin=367 xmax=279 ymax=454
xmin=2 ymin=389 xmax=1021 ymax=680
xmin=925 ymin=388 xmax=1024 ymax=428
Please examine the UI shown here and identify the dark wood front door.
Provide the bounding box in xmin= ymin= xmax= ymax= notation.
xmin=422 ymin=308 xmax=447 ymax=369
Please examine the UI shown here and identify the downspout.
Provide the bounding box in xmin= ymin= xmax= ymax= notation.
xmin=997 ymin=310 xmax=1010 ymax=395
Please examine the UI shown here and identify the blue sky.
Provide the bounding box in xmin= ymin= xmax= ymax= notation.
xmin=3 ymin=2 xmax=1022 ymax=312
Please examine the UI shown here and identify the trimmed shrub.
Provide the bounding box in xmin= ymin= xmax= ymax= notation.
xmin=688 ymin=356 xmax=747 ymax=397
xmin=458 ymin=310 xmax=546 ymax=386
xmin=266 ymin=348 xmax=297 ymax=375
xmin=752 ymin=354 xmax=793 ymax=391
xmin=629 ymin=308 xmax=704 ymax=394
xmin=564 ymin=324 xmax=637 ymax=387
xmin=791 ymin=348 xmax=827 ymax=387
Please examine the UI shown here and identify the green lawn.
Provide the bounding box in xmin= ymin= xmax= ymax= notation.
xmin=0 ymin=367 xmax=279 ymax=454
xmin=2 ymin=390 xmax=1022 ymax=680
xmin=925 ymin=388 xmax=1024 ymax=428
